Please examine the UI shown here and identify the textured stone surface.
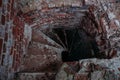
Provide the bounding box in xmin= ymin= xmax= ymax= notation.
xmin=55 ymin=58 xmax=120 ymax=80
xmin=15 ymin=72 xmax=56 ymax=80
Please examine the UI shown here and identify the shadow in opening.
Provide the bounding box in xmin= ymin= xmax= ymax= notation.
xmin=44 ymin=27 xmax=102 ymax=62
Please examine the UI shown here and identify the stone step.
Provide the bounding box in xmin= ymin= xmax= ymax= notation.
xmin=20 ymin=41 xmax=63 ymax=72
xmin=20 ymin=54 xmax=62 ymax=72
xmin=32 ymin=29 xmax=63 ymax=48
xmin=15 ymin=72 xmax=56 ymax=80
xmin=27 ymin=41 xmax=63 ymax=56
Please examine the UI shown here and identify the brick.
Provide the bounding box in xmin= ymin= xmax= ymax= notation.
xmin=2 ymin=4 xmax=7 ymax=15
xmin=10 ymin=4 xmax=16 ymax=19
xmin=12 ymin=52 xmax=16 ymax=68
xmin=3 ymin=43 xmax=6 ymax=53
xmin=74 ymin=73 xmax=89 ymax=80
xmin=14 ymin=62 xmax=17 ymax=71
xmin=10 ymin=47 xmax=14 ymax=55
xmin=4 ymin=32 xmax=8 ymax=42
xmin=12 ymin=27 xmax=19 ymax=39
xmin=108 ymin=49 xmax=117 ymax=59
xmin=7 ymin=3 xmax=11 ymax=12
xmin=16 ymin=53 xmax=19 ymax=62
xmin=1 ymin=54 xmax=5 ymax=65
xmin=11 ymin=0 xmax=14 ymax=4
xmin=8 ymin=0 xmax=11 ymax=3
xmin=6 ymin=13 xmax=10 ymax=21
xmin=13 ymin=52 xmax=20 ymax=71
xmin=19 ymin=35 xmax=23 ymax=41
xmin=1 ymin=15 xmax=5 ymax=25
xmin=10 ymin=9 xmax=15 ymax=19
xmin=13 ymin=17 xmax=19 ymax=25
xmin=118 ymin=68 xmax=120 ymax=71
xmin=8 ymin=0 xmax=14 ymax=11
xmin=0 ymin=38 xmax=3 ymax=54
xmin=17 ymin=10 xmax=23 ymax=16
xmin=0 ymin=0 xmax=2 ymax=7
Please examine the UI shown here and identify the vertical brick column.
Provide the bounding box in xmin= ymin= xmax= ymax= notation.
xmin=0 ymin=0 xmax=31 ymax=80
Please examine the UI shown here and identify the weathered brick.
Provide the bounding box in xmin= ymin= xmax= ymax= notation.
xmin=12 ymin=52 xmax=16 ymax=69
xmin=12 ymin=27 xmax=19 ymax=39
xmin=2 ymin=43 xmax=6 ymax=53
xmin=10 ymin=9 xmax=15 ymax=19
xmin=0 ymin=0 xmax=2 ymax=7
xmin=11 ymin=0 xmax=14 ymax=4
xmin=1 ymin=54 xmax=5 ymax=65
xmin=9 ymin=0 xmax=14 ymax=11
xmin=4 ymin=32 xmax=8 ymax=42
xmin=10 ymin=47 xmax=14 ymax=55
xmin=6 ymin=13 xmax=10 ymax=21
xmin=7 ymin=3 xmax=11 ymax=12
xmin=74 ymin=73 xmax=89 ymax=80
xmin=1 ymin=15 xmax=5 ymax=25
xmin=13 ymin=17 xmax=19 ymax=25
xmin=0 ymin=38 xmax=3 ymax=54
xmin=0 ymin=0 xmax=120 ymax=80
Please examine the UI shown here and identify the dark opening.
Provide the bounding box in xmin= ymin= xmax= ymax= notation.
xmin=44 ymin=27 xmax=101 ymax=62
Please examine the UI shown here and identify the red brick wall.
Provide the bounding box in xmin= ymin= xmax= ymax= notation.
xmin=0 ymin=0 xmax=30 ymax=79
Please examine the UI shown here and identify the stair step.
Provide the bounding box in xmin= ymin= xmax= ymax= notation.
xmin=15 ymin=72 xmax=56 ymax=80
xmin=20 ymin=41 xmax=63 ymax=72
xmin=32 ymin=29 xmax=63 ymax=48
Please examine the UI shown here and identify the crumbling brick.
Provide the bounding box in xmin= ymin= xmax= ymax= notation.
xmin=1 ymin=15 xmax=5 ymax=25
xmin=0 ymin=0 xmax=2 ymax=7
xmin=0 ymin=38 xmax=3 ymax=54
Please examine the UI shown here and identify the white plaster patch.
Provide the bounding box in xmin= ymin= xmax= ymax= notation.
xmin=24 ymin=24 xmax=32 ymax=42
xmin=115 ymin=20 xmax=120 ymax=28
xmin=108 ymin=12 xmax=115 ymax=20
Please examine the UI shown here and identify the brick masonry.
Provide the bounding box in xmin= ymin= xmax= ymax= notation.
xmin=0 ymin=0 xmax=120 ymax=80
xmin=0 ymin=0 xmax=31 ymax=80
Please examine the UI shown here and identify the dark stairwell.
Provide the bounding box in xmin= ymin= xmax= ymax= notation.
xmin=44 ymin=27 xmax=104 ymax=62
